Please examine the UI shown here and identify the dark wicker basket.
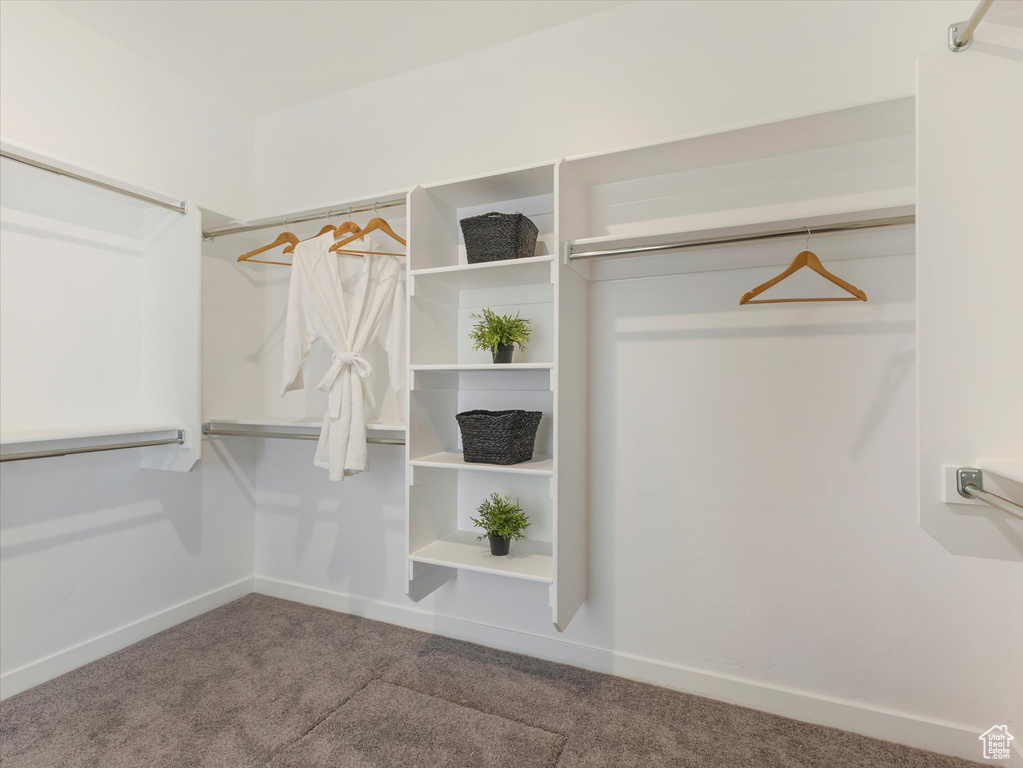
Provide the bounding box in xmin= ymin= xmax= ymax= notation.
xmin=456 ymin=410 xmax=542 ymax=465
xmin=460 ymin=212 xmax=539 ymax=264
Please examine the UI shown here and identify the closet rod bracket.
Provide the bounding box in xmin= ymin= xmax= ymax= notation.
xmin=948 ymin=22 xmax=974 ymax=52
xmin=947 ymin=0 xmax=994 ymax=52
xmin=956 ymin=466 xmax=1023 ymax=521
xmin=956 ymin=467 xmax=983 ymax=498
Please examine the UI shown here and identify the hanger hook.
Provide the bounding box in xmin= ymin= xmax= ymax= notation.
xmin=347 ymin=206 xmax=354 ymax=222
xmin=373 ymin=202 xmax=379 ymax=215
xmin=804 ymin=226 xmax=811 ymax=251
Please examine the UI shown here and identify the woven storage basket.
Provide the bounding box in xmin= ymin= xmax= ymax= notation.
xmin=456 ymin=409 xmax=542 ymax=465
xmin=459 ymin=212 xmax=539 ymax=264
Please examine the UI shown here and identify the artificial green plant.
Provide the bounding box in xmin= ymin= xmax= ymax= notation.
xmin=468 ymin=309 xmax=532 ymax=354
xmin=471 ymin=492 xmax=530 ymax=541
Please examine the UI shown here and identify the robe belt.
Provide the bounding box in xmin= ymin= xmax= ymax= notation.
xmin=318 ymin=351 xmax=376 ymax=418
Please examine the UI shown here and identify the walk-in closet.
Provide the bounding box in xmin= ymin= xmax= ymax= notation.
xmin=1 ymin=2 xmax=1020 ymax=767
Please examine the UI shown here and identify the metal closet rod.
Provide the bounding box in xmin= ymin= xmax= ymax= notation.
xmin=202 ymin=424 xmax=405 ymax=446
xmin=0 ymin=430 xmax=186 ymax=463
xmin=567 ymin=215 xmax=916 ymax=262
xmin=956 ymin=467 xmax=1023 ymax=521
xmin=0 ymin=149 xmax=187 ymax=215
xmin=202 ymin=198 xmax=407 ymax=240
xmin=949 ymin=0 xmax=994 ymax=52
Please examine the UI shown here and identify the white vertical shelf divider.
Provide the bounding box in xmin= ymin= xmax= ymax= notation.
xmin=552 ymin=159 xmax=590 ymax=630
xmin=405 ymin=184 xmax=459 ymax=601
xmin=141 ymin=204 xmax=202 ymax=471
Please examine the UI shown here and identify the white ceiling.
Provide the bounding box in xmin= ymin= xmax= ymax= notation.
xmin=45 ymin=0 xmax=629 ymax=117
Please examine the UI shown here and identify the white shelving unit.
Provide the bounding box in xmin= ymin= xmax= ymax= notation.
xmin=403 ymin=100 xmax=918 ymax=628
xmin=404 ymin=162 xmax=589 ymax=630
xmin=0 ymin=145 xmax=201 ymax=471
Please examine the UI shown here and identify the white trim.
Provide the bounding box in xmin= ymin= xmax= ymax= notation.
xmin=0 ymin=577 xmax=253 ymax=700
xmin=253 ymin=576 xmax=994 ymax=764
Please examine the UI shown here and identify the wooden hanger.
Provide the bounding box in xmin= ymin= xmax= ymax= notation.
xmin=739 ymin=230 xmax=867 ymax=305
xmin=237 ymin=230 xmax=301 ymax=267
xmin=330 ymin=216 xmax=406 ymax=257
xmin=282 ymin=220 xmax=362 ymax=254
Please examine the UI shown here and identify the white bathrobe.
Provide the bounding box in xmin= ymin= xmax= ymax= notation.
xmin=281 ymin=231 xmax=404 ymax=480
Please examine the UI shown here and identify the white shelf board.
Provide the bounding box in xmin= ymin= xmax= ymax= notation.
xmin=410 ymin=255 xmax=553 ymax=292
xmin=410 ymin=530 xmax=553 ymax=583
xmin=410 ymin=451 xmax=553 ymax=476
xmin=204 ymin=417 xmax=405 ymax=433
xmin=569 ymin=190 xmax=915 ymax=256
xmin=422 ymin=162 xmax=554 ymax=207
xmin=0 ymin=423 xmax=180 ymax=446
xmin=410 ymin=363 xmax=553 ymax=372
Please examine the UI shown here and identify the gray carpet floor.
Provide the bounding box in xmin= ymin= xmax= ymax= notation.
xmin=0 ymin=594 xmax=979 ymax=767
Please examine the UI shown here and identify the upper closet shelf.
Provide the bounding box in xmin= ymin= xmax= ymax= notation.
xmin=0 ymin=423 xmax=182 ymax=446
xmin=410 ymin=363 xmax=553 ymax=372
xmin=410 ymin=255 xmax=553 ymax=293
xmin=202 ymin=419 xmax=406 ymax=447
xmin=203 ymin=418 xmax=405 ymax=435
xmin=0 ymin=424 xmax=187 ymax=464
xmin=560 ymin=98 xmax=916 ymax=281
xmin=566 ymin=191 xmax=915 ymax=261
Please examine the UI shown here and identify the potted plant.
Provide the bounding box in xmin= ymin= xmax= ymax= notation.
xmin=469 ymin=308 xmax=532 ymax=364
xmin=471 ymin=492 xmax=530 ymax=556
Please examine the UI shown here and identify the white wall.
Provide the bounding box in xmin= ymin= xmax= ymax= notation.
xmin=246 ymin=0 xmax=1018 ymax=761
xmin=916 ymin=22 xmax=1023 ymax=761
xmin=0 ymin=0 xmax=253 ymax=218
xmin=252 ymin=0 xmax=975 ymax=215
xmin=0 ymin=445 xmax=255 ymax=698
xmin=0 ymin=0 xmax=260 ymax=697
xmin=0 ymin=220 xmax=257 ymax=697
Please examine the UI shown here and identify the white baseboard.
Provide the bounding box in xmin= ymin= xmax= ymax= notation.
xmin=253 ymin=575 xmax=1003 ymax=765
xmin=0 ymin=577 xmax=253 ymax=700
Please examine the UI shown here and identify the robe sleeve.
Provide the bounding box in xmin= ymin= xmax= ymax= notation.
xmin=280 ymin=264 xmax=314 ymax=396
xmin=381 ymin=264 xmax=406 ymax=391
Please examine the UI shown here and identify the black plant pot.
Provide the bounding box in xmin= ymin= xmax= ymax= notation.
xmin=492 ymin=344 xmax=514 ymax=364
xmin=488 ymin=536 xmax=511 ymax=556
